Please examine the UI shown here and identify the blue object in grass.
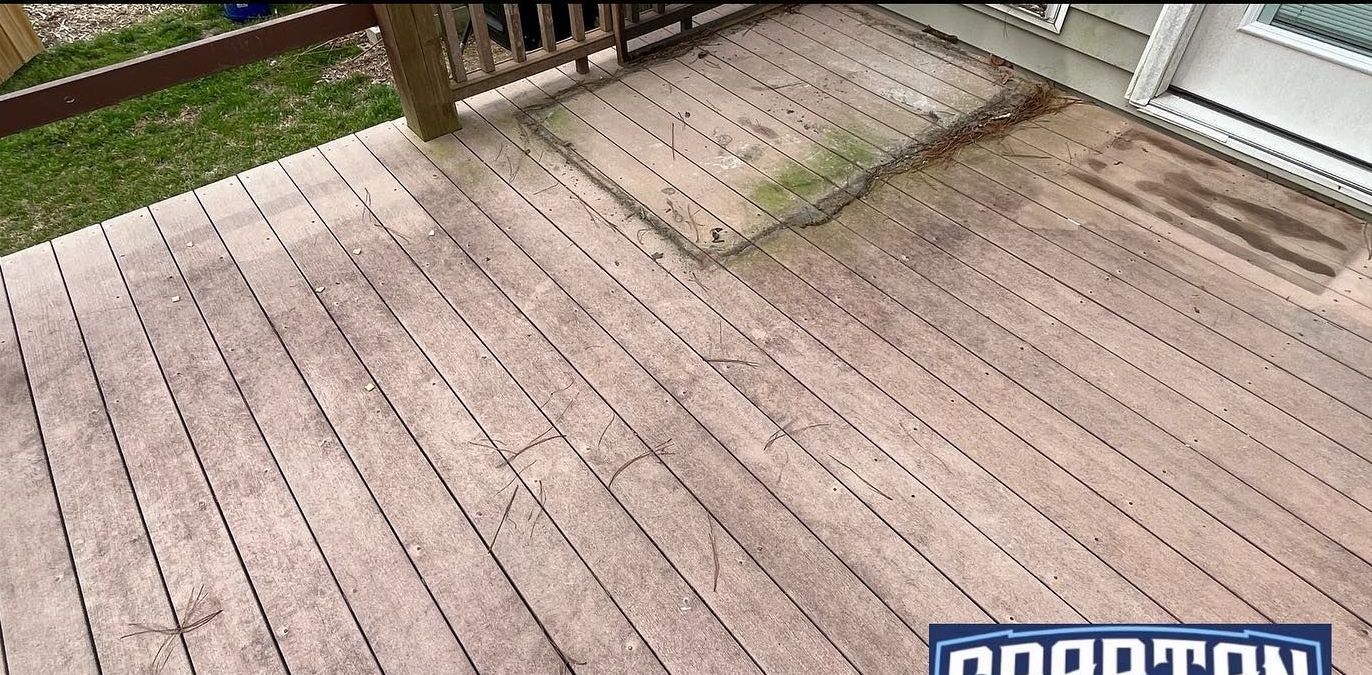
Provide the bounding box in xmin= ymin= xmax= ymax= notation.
xmin=223 ymin=4 xmax=271 ymax=22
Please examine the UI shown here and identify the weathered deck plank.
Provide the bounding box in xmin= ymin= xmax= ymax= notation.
xmin=102 ymin=209 xmax=380 ymax=673
xmin=372 ymin=116 xmax=857 ymax=675
xmin=191 ymin=176 xmax=555 ymax=673
xmin=6 ymin=5 xmax=1372 ymax=672
xmin=52 ymin=226 xmax=284 ymax=673
xmin=0 ymin=272 xmax=97 ymax=674
xmin=401 ymin=97 xmax=928 ymax=671
xmin=2 ymin=244 xmax=191 ymax=674
xmin=456 ymin=94 xmax=1110 ymax=626
xmin=263 ymin=146 xmax=685 ymax=672
xmin=857 ymin=185 xmax=1372 ymax=671
xmin=807 ymin=4 xmax=1003 ymax=100
xmin=147 ymin=189 xmax=478 ymax=672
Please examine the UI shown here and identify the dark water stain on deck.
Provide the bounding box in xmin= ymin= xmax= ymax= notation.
xmin=1070 ymin=167 xmax=1340 ymax=278
xmin=1109 ymin=129 xmax=1219 ymax=169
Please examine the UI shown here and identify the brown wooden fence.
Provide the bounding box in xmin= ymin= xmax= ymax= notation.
xmin=0 ymin=4 xmax=42 ymax=85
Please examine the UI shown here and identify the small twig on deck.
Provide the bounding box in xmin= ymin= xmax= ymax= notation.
xmin=1364 ymin=222 xmax=1371 ymax=260
xmin=122 ymin=585 xmax=222 ymax=675
xmin=688 ymin=271 xmax=709 ymax=293
xmin=704 ymin=357 xmax=759 ymax=367
xmin=671 ymin=122 xmax=677 ymax=161
xmin=706 ymin=512 xmax=720 ymax=592
xmin=527 ymin=479 xmax=547 ymax=540
xmin=498 ymin=425 xmax=566 ymax=465
xmin=829 ymin=453 xmax=893 ymax=501
xmin=493 ymin=458 xmax=540 ymax=495
xmin=596 ymin=416 xmax=615 ymax=452
xmin=904 ymin=423 xmax=948 ymax=472
xmin=537 ymin=380 xmax=575 ymax=410
xmin=491 ymin=484 xmax=520 ymax=549
xmin=608 ymin=439 xmax=675 ymax=488
xmin=549 ymin=635 xmax=587 ymax=672
xmin=467 ymin=436 xmax=503 ymax=451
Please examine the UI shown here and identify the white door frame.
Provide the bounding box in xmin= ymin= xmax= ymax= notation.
xmin=1124 ymin=4 xmax=1372 ymax=212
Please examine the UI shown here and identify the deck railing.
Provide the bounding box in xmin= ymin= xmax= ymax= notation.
xmin=0 ymin=3 xmax=779 ymax=144
xmin=0 ymin=4 xmax=378 ymax=138
xmin=439 ymin=3 xmax=617 ymax=102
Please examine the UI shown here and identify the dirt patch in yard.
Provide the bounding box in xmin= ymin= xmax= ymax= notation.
xmin=23 ymin=4 xmax=191 ymax=46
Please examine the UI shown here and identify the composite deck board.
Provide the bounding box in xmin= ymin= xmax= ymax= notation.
xmin=599 ymin=58 xmax=842 ymax=206
xmin=191 ymin=176 xmax=557 ymax=673
xmin=1009 ymin=114 xmax=1372 ymax=373
xmin=852 ymin=188 xmax=1372 ymax=670
xmin=141 ymin=193 xmax=474 ymax=672
xmin=990 ymin=125 xmax=1372 ymax=311
xmin=675 ymin=47 xmax=888 ymax=171
xmin=695 ymin=34 xmax=908 ymax=156
xmin=1044 ymin=103 xmax=1372 ymax=283
xmin=775 ymin=209 xmax=1372 ymax=651
xmin=51 ymin=227 xmax=285 ymax=674
xmin=747 ymin=18 xmax=968 ymax=121
xmin=834 ymin=4 xmax=1011 ymax=92
xmin=986 ymin=133 xmax=1372 ymax=414
xmin=444 ymin=95 xmax=1088 ymax=629
xmin=273 ymin=143 xmax=725 ymax=672
xmin=487 ymin=71 xmax=1182 ymax=631
xmin=769 ymin=10 xmax=984 ymax=114
xmin=3 ymin=244 xmax=192 ymax=674
xmin=239 ymin=157 xmax=661 ymax=673
xmin=461 ymin=92 xmax=1150 ymax=626
xmin=868 ymin=178 xmax=1372 ymax=506
xmin=950 ymin=140 xmax=1372 ymax=381
xmin=799 ymin=208 xmax=1372 ymax=604
xmin=482 ymin=77 xmax=1212 ymax=628
xmin=633 ymin=54 xmax=867 ymax=193
xmin=874 ymin=165 xmax=1372 ymax=562
xmin=523 ymin=58 xmax=1321 ymax=634
xmin=791 ymin=5 xmax=999 ymax=101
xmin=396 ymin=96 xmax=930 ymax=672
xmin=498 ymin=41 xmax=1262 ymax=630
xmin=559 ymin=64 xmax=824 ymax=225
xmin=366 ymin=122 xmax=859 ymax=675
xmin=100 ymin=209 xmax=379 ymax=673
xmin=712 ymin=31 xmax=922 ymax=150
xmin=6 ymin=6 xmax=1372 ymax=672
xmin=0 ymin=273 xmax=97 ymax=674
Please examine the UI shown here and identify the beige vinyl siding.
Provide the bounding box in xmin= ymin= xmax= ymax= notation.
xmin=878 ymin=4 xmax=1161 ymax=109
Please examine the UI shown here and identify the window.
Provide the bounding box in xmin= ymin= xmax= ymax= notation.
xmin=987 ymin=3 xmax=1069 ymax=33
xmin=1257 ymin=4 xmax=1372 ymax=56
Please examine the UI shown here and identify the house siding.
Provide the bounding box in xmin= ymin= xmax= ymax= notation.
xmin=878 ymin=4 xmax=1161 ymax=109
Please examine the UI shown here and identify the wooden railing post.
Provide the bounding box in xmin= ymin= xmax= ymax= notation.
xmin=375 ymin=4 xmax=459 ymax=140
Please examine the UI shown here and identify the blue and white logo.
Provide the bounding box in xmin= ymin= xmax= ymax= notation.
xmin=929 ymin=624 xmax=1330 ymax=675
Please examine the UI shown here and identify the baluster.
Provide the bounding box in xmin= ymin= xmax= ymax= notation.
xmin=504 ymin=4 xmax=526 ymax=62
xmin=569 ymin=3 xmax=589 ymax=73
xmin=438 ymin=4 xmax=466 ymax=82
xmin=466 ymin=3 xmax=496 ymax=73
xmin=537 ymin=4 xmax=557 ymax=52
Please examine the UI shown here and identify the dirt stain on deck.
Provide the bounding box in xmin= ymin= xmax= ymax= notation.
xmin=1071 ymin=166 xmax=1340 ymax=277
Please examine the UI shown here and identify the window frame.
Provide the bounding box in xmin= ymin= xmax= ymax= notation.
xmin=986 ymin=3 xmax=1070 ymax=34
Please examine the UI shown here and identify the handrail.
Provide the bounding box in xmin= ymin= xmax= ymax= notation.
xmin=0 ymin=4 xmax=378 ymax=138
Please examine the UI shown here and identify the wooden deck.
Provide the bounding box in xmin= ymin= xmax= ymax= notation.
xmin=4 ymin=5 xmax=1372 ymax=673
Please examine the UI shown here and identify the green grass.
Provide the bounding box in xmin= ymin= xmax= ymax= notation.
xmin=0 ymin=5 xmax=402 ymax=255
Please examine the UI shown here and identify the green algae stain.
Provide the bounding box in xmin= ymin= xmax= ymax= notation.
xmin=773 ymin=161 xmax=830 ymax=203
xmin=823 ymin=129 xmax=880 ymax=168
xmin=540 ymin=106 xmax=576 ymax=136
xmin=751 ymin=179 xmax=800 ymax=218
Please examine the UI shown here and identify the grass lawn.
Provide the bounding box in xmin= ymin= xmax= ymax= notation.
xmin=0 ymin=5 xmax=402 ymax=255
